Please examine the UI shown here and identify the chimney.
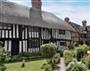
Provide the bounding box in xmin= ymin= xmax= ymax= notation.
xmin=82 ymin=20 xmax=87 ymax=44
xmin=30 ymin=0 xmax=42 ymax=24
xmin=82 ymin=20 xmax=87 ymax=27
xmin=32 ymin=0 xmax=42 ymax=10
xmin=64 ymin=17 xmax=70 ymax=23
xmin=82 ymin=20 xmax=87 ymax=32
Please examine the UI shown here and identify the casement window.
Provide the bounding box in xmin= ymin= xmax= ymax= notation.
xmin=59 ymin=30 xmax=65 ymax=35
xmin=31 ymin=39 xmax=39 ymax=48
xmin=60 ymin=41 xmax=66 ymax=46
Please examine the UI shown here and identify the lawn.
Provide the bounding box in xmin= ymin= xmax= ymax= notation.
xmin=5 ymin=59 xmax=46 ymax=71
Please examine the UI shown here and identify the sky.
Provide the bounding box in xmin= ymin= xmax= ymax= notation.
xmin=7 ymin=0 xmax=90 ymax=25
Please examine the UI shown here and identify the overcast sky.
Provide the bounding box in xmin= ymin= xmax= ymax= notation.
xmin=8 ymin=0 xmax=90 ymax=25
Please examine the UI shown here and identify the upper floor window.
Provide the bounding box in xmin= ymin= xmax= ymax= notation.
xmin=0 ymin=24 xmax=11 ymax=30
xmin=59 ymin=30 xmax=65 ymax=35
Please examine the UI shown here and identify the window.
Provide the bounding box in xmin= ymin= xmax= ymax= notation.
xmin=59 ymin=30 xmax=65 ymax=34
xmin=60 ymin=42 xmax=66 ymax=46
xmin=29 ymin=39 xmax=39 ymax=48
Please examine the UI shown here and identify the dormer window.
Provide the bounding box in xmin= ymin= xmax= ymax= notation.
xmin=59 ymin=30 xmax=65 ymax=35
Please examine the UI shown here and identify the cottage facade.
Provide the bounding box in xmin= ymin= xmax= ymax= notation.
xmin=0 ymin=0 xmax=75 ymax=55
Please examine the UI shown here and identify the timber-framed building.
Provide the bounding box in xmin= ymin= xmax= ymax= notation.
xmin=0 ymin=0 xmax=76 ymax=55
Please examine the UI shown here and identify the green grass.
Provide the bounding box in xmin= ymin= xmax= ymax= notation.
xmin=5 ymin=59 xmax=47 ymax=71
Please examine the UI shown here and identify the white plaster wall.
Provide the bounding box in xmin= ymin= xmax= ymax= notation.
xmin=41 ymin=29 xmax=51 ymax=39
xmin=52 ymin=29 xmax=71 ymax=40
xmin=41 ymin=29 xmax=71 ymax=40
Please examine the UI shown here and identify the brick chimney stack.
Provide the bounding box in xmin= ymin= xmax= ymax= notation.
xmin=30 ymin=0 xmax=42 ymax=24
xmin=82 ymin=20 xmax=87 ymax=44
xmin=32 ymin=0 xmax=42 ymax=10
xmin=64 ymin=17 xmax=70 ymax=23
xmin=82 ymin=20 xmax=87 ymax=27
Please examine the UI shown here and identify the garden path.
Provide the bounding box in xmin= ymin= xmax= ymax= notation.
xmin=59 ymin=58 xmax=66 ymax=71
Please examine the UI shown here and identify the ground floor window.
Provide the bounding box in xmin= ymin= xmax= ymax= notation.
xmin=60 ymin=41 xmax=66 ymax=46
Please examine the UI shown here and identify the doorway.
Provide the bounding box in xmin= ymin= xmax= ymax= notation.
xmin=11 ymin=39 xmax=19 ymax=55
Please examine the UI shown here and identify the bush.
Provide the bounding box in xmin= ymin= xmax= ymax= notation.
xmin=0 ymin=48 xmax=6 ymax=63
xmin=68 ymin=42 xmax=75 ymax=50
xmin=42 ymin=53 xmax=60 ymax=70
xmin=57 ymin=48 xmax=64 ymax=57
xmin=82 ymin=56 xmax=90 ymax=69
xmin=0 ymin=47 xmax=12 ymax=63
xmin=40 ymin=43 xmax=57 ymax=58
xmin=52 ymin=53 xmax=60 ymax=64
xmin=66 ymin=59 xmax=88 ymax=71
xmin=10 ymin=55 xmax=22 ymax=62
xmin=19 ymin=52 xmax=41 ymax=57
xmin=0 ymin=64 xmax=6 ymax=71
xmin=42 ymin=63 xmax=53 ymax=71
xmin=50 ymin=53 xmax=60 ymax=70
xmin=8 ymin=52 xmax=41 ymax=62
xmin=75 ymin=44 xmax=90 ymax=61
xmin=4 ymin=56 xmax=11 ymax=63
xmin=75 ymin=47 xmax=84 ymax=61
xmin=63 ymin=50 xmax=74 ymax=65
xmin=18 ymin=52 xmax=31 ymax=57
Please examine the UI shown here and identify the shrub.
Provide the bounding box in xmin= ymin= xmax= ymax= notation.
xmin=0 ymin=64 xmax=6 ymax=71
xmin=75 ymin=47 xmax=84 ymax=61
xmin=52 ymin=53 xmax=60 ymax=64
xmin=66 ymin=59 xmax=88 ymax=71
xmin=68 ymin=42 xmax=75 ymax=50
xmin=75 ymin=44 xmax=90 ymax=61
xmin=4 ymin=52 xmax=11 ymax=63
xmin=4 ymin=56 xmax=11 ymax=63
xmin=40 ymin=43 xmax=57 ymax=58
xmin=63 ymin=50 xmax=74 ymax=65
xmin=57 ymin=50 xmax=63 ymax=57
xmin=50 ymin=53 xmax=60 ymax=70
xmin=18 ymin=52 xmax=41 ymax=57
xmin=18 ymin=52 xmax=31 ymax=57
xmin=0 ymin=47 xmax=12 ymax=63
xmin=10 ymin=55 xmax=22 ymax=62
xmin=82 ymin=56 xmax=90 ymax=69
xmin=74 ymin=42 xmax=80 ymax=47
xmin=41 ymin=63 xmax=53 ymax=71
xmin=0 ymin=48 xmax=6 ymax=63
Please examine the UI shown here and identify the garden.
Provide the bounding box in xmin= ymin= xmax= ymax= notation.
xmin=0 ymin=42 xmax=90 ymax=71
xmin=64 ymin=44 xmax=90 ymax=71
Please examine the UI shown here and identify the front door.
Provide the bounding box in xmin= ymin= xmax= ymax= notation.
xmin=11 ymin=39 xmax=19 ymax=55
